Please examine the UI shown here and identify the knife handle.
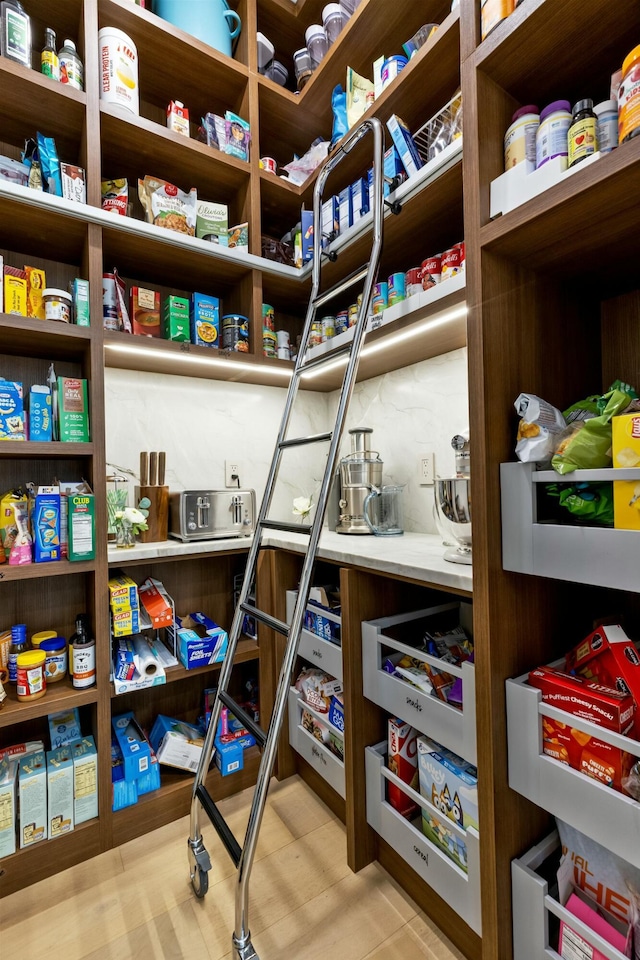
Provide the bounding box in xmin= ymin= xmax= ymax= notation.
xmin=149 ymin=451 xmax=158 ymax=487
xmin=140 ymin=451 xmax=149 ymax=487
xmin=158 ymin=451 xmax=166 ymax=487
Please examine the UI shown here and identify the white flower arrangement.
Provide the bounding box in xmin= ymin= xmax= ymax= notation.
xmin=292 ymin=495 xmax=313 ymax=523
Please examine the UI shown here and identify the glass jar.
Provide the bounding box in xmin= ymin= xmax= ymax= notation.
xmin=106 ymin=473 xmax=129 ymax=541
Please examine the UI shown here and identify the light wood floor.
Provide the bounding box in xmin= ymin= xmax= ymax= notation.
xmin=0 ymin=775 xmax=464 ymax=960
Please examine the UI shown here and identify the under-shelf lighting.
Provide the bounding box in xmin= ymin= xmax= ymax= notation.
xmin=104 ymin=342 xmax=293 ymax=379
xmin=300 ymin=303 xmax=468 ymax=381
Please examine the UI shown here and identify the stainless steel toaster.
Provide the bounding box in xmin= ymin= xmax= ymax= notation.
xmin=169 ymin=490 xmax=256 ymax=541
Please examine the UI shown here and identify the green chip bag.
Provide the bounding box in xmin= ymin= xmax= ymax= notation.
xmin=546 ymin=482 xmax=614 ymax=526
xmin=552 ymin=389 xmax=631 ymax=474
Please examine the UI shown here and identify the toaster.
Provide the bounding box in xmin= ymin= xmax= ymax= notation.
xmin=169 ymin=490 xmax=256 ymax=541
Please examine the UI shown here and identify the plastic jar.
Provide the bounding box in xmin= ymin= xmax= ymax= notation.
xmin=43 ymin=288 xmax=72 ymax=323
xmin=305 ymin=24 xmax=328 ymax=65
xmin=16 ymin=650 xmax=46 ymax=702
xmin=322 ymin=3 xmax=344 ymax=45
xmin=504 ymin=105 xmax=539 ymax=169
xmin=98 ymin=27 xmax=138 ymax=114
xmin=568 ymin=99 xmax=597 ymax=167
xmin=40 ymin=637 xmax=67 ymax=683
xmin=31 ymin=630 xmax=57 ymax=649
xmin=293 ymin=47 xmax=313 ymax=90
xmin=381 ymin=56 xmax=408 ymax=90
xmin=59 ymin=38 xmax=84 ymax=90
xmin=536 ymin=100 xmax=572 ymax=169
xmin=618 ymin=45 xmax=640 ymax=144
xmin=594 ymin=99 xmax=618 ymax=154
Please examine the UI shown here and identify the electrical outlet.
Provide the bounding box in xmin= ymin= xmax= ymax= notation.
xmin=225 ymin=460 xmax=241 ymax=488
xmin=419 ymin=454 xmax=435 ymax=485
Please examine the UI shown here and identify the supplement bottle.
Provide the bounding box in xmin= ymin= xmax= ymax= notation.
xmin=41 ymin=26 xmax=59 ymax=80
xmin=59 ymin=38 xmax=84 ymax=91
xmin=568 ymin=99 xmax=597 ymax=167
xmin=618 ymin=45 xmax=640 ymax=143
xmin=70 ymin=614 xmax=95 ymax=688
xmin=0 ymin=0 xmax=30 ymax=68
xmin=594 ymin=99 xmax=618 ymax=154
xmin=504 ymin=105 xmax=539 ymax=169
xmin=536 ymin=100 xmax=572 ymax=169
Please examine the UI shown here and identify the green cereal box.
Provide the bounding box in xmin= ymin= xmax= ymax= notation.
xmin=57 ymin=377 xmax=90 ymax=442
xmin=162 ymin=296 xmax=190 ymax=342
xmin=72 ymin=279 xmax=90 ymax=326
xmin=68 ymin=491 xmax=95 ymax=561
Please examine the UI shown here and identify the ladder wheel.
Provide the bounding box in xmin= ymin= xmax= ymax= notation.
xmin=191 ymin=865 xmax=209 ymax=899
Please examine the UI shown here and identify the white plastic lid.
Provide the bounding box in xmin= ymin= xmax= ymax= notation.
xmin=323 ymin=3 xmax=342 ymax=19
xmin=62 ymin=39 xmax=76 ymax=50
xmin=305 ymin=24 xmax=325 ymax=42
xmin=593 ymin=99 xmax=618 ymax=115
xmin=43 ymin=288 xmax=72 ymax=301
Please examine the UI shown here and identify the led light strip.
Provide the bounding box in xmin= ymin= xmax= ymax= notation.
xmin=104 ymin=342 xmax=293 ymax=379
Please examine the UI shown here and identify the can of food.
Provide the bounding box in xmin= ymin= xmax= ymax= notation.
xmin=381 ymin=55 xmax=408 ymax=89
xmin=98 ymin=27 xmax=139 ymax=115
xmin=372 ymin=282 xmax=388 ymax=315
xmin=16 ymin=650 xmax=46 ymax=702
xmin=262 ymin=303 xmax=275 ymax=331
xmin=40 ymin=637 xmax=67 ymax=683
xmin=441 ymin=246 xmax=461 ymax=281
xmin=261 ymin=157 xmax=277 ymax=174
xmin=221 ymin=314 xmax=250 ymax=352
xmin=277 ymin=346 xmax=290 ymax=360
xmin=421 ymin=254 xmax=442 ymax=289
xmin=276 ymin=329 xmax=290 ymax=349
xmin=348 ymin=303 xmax=359 ymax=327
xmin=335 ymin=310 xmax=349 ymax=334
xmin=102 ymin=273 xmax=119 ymax=330
xmin=43 ymin=288 xmax=72 ymax=323
xmin=405 ymin=267 xmax=422 ymax=297
xmin=309 ymin=321 xmax=323 ymax=347
xmin=263 ymin=328 xmax=277 ymax=357
xmin=456 ymin=241 xmax=466 ymax=271
xmin=388 ymin=273 xmax=406 ymax=306
xmin=321 ymin=316 xmax=336 ymax=340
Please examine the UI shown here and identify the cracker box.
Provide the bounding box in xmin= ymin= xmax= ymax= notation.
xmin=528 ymin=665 xmax=635 ymax=733
xmin=196 ymin=200 xmax=228 ymax=246
xmin=0 ymin=758 xmax=18 ymax=858
xmin=612 ymin=413 xmax=640 ymax=530
xmin=32 ymin=485 xmax=61 ymax=562
xmin=111 ymin=737 xmax=138 ymax=811
xmin=162 ymin=295 xmax=190 ymax=341
xmin=19 ymin=750 xmax=48 ymax=847
xmin=417 ymin=736 xmax=478 ymax=872
xmin=130 ymin=286 xmax=161 ymax=338
xmin=68 ymin=490 xmax=95 ymax=561
xmin=49 ymin=708 xmax=81 ymax=749
xmin=112 ymin=712 xmax=152 ymax=781
xmin=28 ymin=385 xmax=52 ymax=441
xmin=138 ymin=577 xmax=173 ymax=628
xmin=149 ymin=715 xmax=204 ymax=772
xmin=191 ymin=293 xmax=220 ymax=348
xmin=0 ymin=379 xmax=25 ymax=441
xmin=566 ymin=624 xmax=640 ymax=738
xmin=388 ymin=718 xmax=419 ymax=819
xmin=46 ymin=746 xmax=74 ymax=837
xmin=73 ymin=736 xmax=98 ymax=824
xmin=57 ymin=377 xmax=90 ymax=442
xmin=72 ymin=278 xmax=90 ymax=326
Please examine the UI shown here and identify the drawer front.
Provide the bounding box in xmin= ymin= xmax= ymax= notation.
xmin=288 ymin=687 xmax=345 ymax=798
xmin=298 ymin=629 xmax=343 ymax=681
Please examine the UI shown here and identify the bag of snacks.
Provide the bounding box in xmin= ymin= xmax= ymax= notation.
xmin=552 ymin=388 xmax=632 ymax=474
xmin=102 ymin=178 xmax=128 ymax=215
xmin=138 ymin=175 xmax=197 ymax=236
xmin=514 ymin=393 xmax=567 ymax=463
xmin=546 ymin=482 xmax=614 ymax=526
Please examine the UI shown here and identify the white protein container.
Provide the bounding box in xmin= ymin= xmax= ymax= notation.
xmin=322 ymin=3 xmax=344 ymax=45
xmin=98 ymin=27 xmax=139 ymax=115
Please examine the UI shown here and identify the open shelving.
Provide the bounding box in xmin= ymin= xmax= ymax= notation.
xmin=0 ymin=678 xmax=99 ymax=729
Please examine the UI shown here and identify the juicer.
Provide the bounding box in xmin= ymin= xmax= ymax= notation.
xmin=335 ymin=428 xmax=383 ymax=534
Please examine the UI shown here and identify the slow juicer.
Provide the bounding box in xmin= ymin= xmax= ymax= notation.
xmin=336 ymin=428 xmax=383 ymax=534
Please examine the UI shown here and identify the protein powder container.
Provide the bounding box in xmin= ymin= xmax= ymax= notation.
xmin=536 ymin=100 xmax=571 ymax=169
xmin=504 ymin=105 xmax=539 ymax=169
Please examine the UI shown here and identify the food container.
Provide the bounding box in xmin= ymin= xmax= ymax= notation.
xmin=264 ymin=60 xmax=288 ymax=86
xmin=322 ymin=3 xmax=344 ymax=45
xmin=405 ymin=267 xmax=422 ymax=296
xmin=421 ymin=254 xmax=442 ymax=289
xmin=371 ymin=282 xmax=388 ymax=315
xmin=43 ymin=288 xmax=72 ymax=323
xmin=441 ymin=246 xmax=461 ymax=281
xmin=619 ymin=45 xmax=640 ymax=143
xmin=263 ymin=328 xmax=277 ymax=357
xmin=348 ymin=302 xmax=358 ymax=326
xmin=536 ymin=100 xmax=571 ymax=168
xmin=98 ymin=27 xmax=139 ymax=115
xmin=260 ymin=157 xmax=277 ymax=174
xmin=594 ymin=99 xmax=618 ymax=154
xmin=381 ymin=56 xmax=408 ymax=90
xmin=256 ymin=31 xmax=274 ymax=72
xmin=221 ymin=314 xmax=250 ymax=352
xmin=321 ymin=316 xmax=336 ymax=340
xmin=481 ymin=0 xmax=515 ymax=40
xmin=262 ymin=303 xmax=275 ymax=330
xmin=277 ymin=347 xmax=290 ymax=360
xmin=40 ymin=637 xmax=67 ymax=683
xmin=16 ymin=650 xmax=46 ymax=702
xmin=309 ymin=320 xmax=322 ymax=347
xmin=388 ymin=272 xmax=405 ymax=306
xmin=504 ymin=105 xmax=539 ymax=169
xmin=305 ymin=24 xmax=328 ymax=65
xmin=335 ymin=310 xmax=349 ymax=334
xmin=31 ymin=630 xmax=57 ymax=649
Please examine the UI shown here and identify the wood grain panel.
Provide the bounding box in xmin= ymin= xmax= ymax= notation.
xmin=0 ymin=819 xmax=101 ymax=899
xmin=601 ymin=292 xmax=640 ymax=393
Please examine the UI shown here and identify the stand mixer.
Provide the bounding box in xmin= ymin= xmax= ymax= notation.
xmin=335 ymin=428 xmax=383 ymax=535
xmin=434 ymin=432 xmax=472 ymax=564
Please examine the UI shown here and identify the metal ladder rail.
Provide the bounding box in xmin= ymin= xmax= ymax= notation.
xmin=188 ymin=115 xmax=386 ymax=960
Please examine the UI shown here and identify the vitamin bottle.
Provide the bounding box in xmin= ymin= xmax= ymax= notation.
xmin=70 ymin=614 xmax=95 ymax=688
xmin=59 ymin=38 xmax=84 ymax=91
xmin=618 ymin=45 xmax=640 ymax=144
xmin=41 ymin=26 xmax=59 ymax=80
xmin=594 ymin=99 xmax=618 ymax=154
xmin=568 ymin=99 xmax=597 ymax=167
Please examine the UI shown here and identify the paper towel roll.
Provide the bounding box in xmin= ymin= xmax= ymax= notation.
xmin=132 ymin=635 xmax=164 ymax=677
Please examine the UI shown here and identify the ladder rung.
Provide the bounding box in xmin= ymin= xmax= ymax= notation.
xmin=312 ymin=264 xmax=369 ymax=310
xmin=279 ymin=431 xmax=332 ymax=449
xmin=241 ymin=602 xmax=288 ymax=637
xmin=298 ymin=343 xmax=352 ymax=375
xmin=260 ymin=519 xmax=312 ymax=535
xmin=196 ymin=784 xmax=241 ymax=866
xmin=218 ymin=691 xmax=267 ymax=748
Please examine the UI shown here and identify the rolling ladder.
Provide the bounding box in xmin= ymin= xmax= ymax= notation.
xmin=187 ymin=115 xmax=398 ymax=960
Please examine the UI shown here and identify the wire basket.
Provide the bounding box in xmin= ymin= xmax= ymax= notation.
xmin=413 ymin=91 xmax=462 ymax=166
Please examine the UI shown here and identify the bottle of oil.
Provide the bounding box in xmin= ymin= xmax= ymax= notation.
xmin=0 ymin=0 xmax=31 ymax=68
xmin=41 ymin=27 xmax=59 ymax=80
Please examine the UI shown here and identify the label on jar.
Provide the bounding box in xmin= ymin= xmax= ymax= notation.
xmin=17 ymin=664 xmax=45 ymax=698
xmin=8 ymin=651 xmax=18 ymax=683
xmin=536 ymin=113 xmax=571 ymax=167
xmin=45 ymin=651 xmax=67 ymax=681
xmin=73 ymin=643 xmax=96 ymax=688
xmin=60 ymin=56 xmax=83 ymax=90
xmin=45 ymin=297 xmax=71 ymax=323
xmin=568 ymin=117 xmax=597 ymax=166
xmin=504 ymin=115 xmax=539 ymax=168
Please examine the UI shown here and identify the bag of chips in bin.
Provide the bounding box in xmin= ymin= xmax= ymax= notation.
xmin=552 ymin=388 xmax=631 ymax=475
xmin=514 ymin=394 xmax=567 ymax=463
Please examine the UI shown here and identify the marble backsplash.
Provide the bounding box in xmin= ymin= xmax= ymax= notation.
xmin=104 ymin=346 xmax=468 ymax=534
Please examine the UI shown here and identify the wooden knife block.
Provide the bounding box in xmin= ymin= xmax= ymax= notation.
xmin=135 ymin=485 xmax=169 ymax=543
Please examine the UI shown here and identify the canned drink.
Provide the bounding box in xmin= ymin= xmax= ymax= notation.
xmin=405 ymin=267 xmax=422 ymax=297
xmin=441 ymin=246 xmax=461 ymax=281
xmin=335 ymin=310 xmax=349 ymax=334
xmin=388 ymin=272 xmax=406 ymax=306
xmin=371 ymin=282 xmax=388 ymax=315
xmin=309 ymin=321 xmax=323 ymax=347
xmin=421 ymin=254 xmax=442 ymax=290
xmin=348 ymin=303 xmax=358 ymax=327
xmin=263 ymin=328 xmax=277 ymax=357
xmin=321 ymin=316 xmax=336 ymax=339
xmin=262 ymin=303 xmax=275 ymax=331
xmin=261 ymin=157 xmax=277 ymax=174
xmin=221 ymin=314 xmax=250 ymax=352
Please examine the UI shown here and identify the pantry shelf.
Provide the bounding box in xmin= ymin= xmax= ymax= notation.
xmin=112 ymin=745 xmax=262 ymax=844
xmin=0 ymin=442 xmax=94 ymax=459
xmin=0 ymin=314 xmax=93 ymax=359
xmin=0 ymin=559 xmax=96 ymax=583
xmin=0 ymin=677 xmax=99 ymax=731
xmin=0 ymin=817 xmax=101 ymax=899
xmin=106 ymin=539 xmax=252 ymax=565
xmin=481 ymin=135 xmax=640 ymax=276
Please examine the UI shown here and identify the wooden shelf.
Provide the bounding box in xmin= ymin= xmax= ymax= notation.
xmin=0 ymin=189 xmax=88 ymax=264
xmin=474 ymin=0 xmax=640 ymax=105
xmin=481 ymin=136 xmax=640 ymax=277
xmin=0 ymin=677 xmax=98 ymax=730
xmin=0 ymin=559 xmax=95 ymax=583
xmin=0 ymin=818 xmax=101 ymax=898
xmin=0 ymin=314 xmax=92 ymax=359
xmin=0 ymin=441 xmax=94 ymax=459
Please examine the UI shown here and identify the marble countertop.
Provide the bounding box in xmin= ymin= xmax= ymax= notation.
xmin=108 ymin=530 xmax=472 ymax=594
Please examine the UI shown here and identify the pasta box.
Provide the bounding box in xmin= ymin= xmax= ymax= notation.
xmin=0 ymin=758 xmax=18 ymax=858
xmin=49 ymin=708 xmax=81 ymax=749
xmin=19 ymin=750 xmax=48 ymax=847
xmin=46 ymin=746 xmax=74 ymax=837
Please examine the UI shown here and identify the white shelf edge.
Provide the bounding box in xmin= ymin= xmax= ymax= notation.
xmin=533 ymin=467 xmax=640 ymax=482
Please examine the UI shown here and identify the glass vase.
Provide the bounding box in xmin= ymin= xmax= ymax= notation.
xmin=115 ymin=519 xmax=135 ymax=548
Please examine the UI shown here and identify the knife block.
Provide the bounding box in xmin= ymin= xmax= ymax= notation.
xmin=135 ymin=485 xmax=169 ymax=543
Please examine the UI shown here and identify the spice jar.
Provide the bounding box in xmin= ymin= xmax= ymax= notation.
xmin=568 ymin=99 xmax=597 ymax=167
xmin=618 ymin=45 xmax=640 ymax=144
xmin=40 ymin=637 xmax=67 ymax=683
xmin=16 ymin=650 xmax=46 ymax=702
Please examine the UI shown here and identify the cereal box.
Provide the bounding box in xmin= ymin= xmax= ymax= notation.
xmin=46 ymin=746 xmax=74 ymax=837
xmin=0 ymin=758 xmax=18 ymax=858
xmin=191 ymin=293 xmax=220 ymax=348
xmin=387 ymin=717 xmax=419 ymax=819
xmin=0 ymin=379 xmax=25 ymax=441
xmin=57 ymin=377 xmax=90 ymax=442
xmin=417 ymin=735 xmax=478 ymax=872
xmin=130 ymin=286 xmax=160 ymax=338
xmin=612 ymin=413 xmax=640 ymax=530
xmin=19 ymin=750 xmax=47 ymax=847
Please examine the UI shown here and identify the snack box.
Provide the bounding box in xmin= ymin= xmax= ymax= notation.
xmin=46 ymin=746 xmax=74 ymax=838
xmin=388 ymin=717 xmax=419 ymax=819
xmin=112 ymin=712 xmax=152 ymax=781
xmin=191 ymin=293 xmax=220 ymax=347
xmin=215 ymin=734 xmax=254 ymax=776
xmin=108 ymin=573 xmax=139 ymax=611
xmin=72 ymin=736 xmax=98 ymax=824
xmin=558 ymin=892 xmax=629 ymax=960
xmin=149 ymin=715 xmax=204 ymax=772
xmin=72 ymin=278 xmax=90 ymax=326
xmin=130 ymin=286 xmax=161 ymax=338
xmin=28 ymin=385 xmax=52 ymax=442
xmin=67 ymin=490 xmax=95 ymax=561
xmin=49 ymin=708 xmax=81 ymax=749
xmin=566 ymin=624 xmax=640 ymax=738
xmin=60 ymin=164 xmax=86 ymax=204
xmin=0 ymin=758 xmax=18 ymax=858
xmin=0 ymin=379 xmax=25 ymax=441
xmin=19 ymin=750 xmax=48 ymax=847
xmin=528 ymin=665 xmax=635 ymax=733
xmin=138 ymin=577 xmax=173 ymax=629
xmin=57 ymin=377 xmax=90 ymax=442
xmin=162 ymin=295 xmax=190 ymax=341
xmin=32 ymin=485 xmax=61 ymax=562
xmin=4 ymin=270 xmax=27 ymax=316
xmin=386 ymin=114 xmax=423 ymax=178
xmin=612 ymin=413 xmax=640 ymax=530
xmin=196 ymin=200 xmax=228 ymax=245
xmin=111 ymin=737 xmax=138 ymax=811
xmin=417 ymin=735 xmax=478 ymax=873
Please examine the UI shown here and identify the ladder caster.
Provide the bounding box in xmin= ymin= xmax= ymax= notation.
xmin=233 ymin=935 xmax=260 ymax=960
xmin=188 ymin=839 xmax=211 ymax=900
xmin=385 ymin=199 xmax=402 ymax=215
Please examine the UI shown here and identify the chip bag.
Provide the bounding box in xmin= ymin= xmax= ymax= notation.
xmin=552 ymin=389 xmax=632 ymax=474
xmin=546 ymin=482 xmax=614 ymax=526
xmin=138 ymin=175 xmax=197 ymax=236
xmin=514 ymin=393 xmax=566 ymax=463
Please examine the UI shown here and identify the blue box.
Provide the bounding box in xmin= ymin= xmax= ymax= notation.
xmin=215 ymin=734 xmax=254 ymax=776
xmin=111 ymin=737 xmax=138 ymax=811
xmin=0 ymin=379 xmax=25 ymax=441
xmin=113 ymin=637 xmax=137 ymax=681
xmin=48 ymin=708 xmax=81 ymax=749
xmin=32 ymin=486 xmax=61 ymax=562
xmin=178 ymin=629 xmax=228 ymax=669
xmin=301 ymin=208 xmax=314 ymax=262
xmin=351 ymin=178 xmax=369 ymax=225
xmin=328 ymin=695 xmax=344 ymax=735
xmin=191 ymin=293 xmax=220 ymax=348
xmin=111 ymin=712 xmax=152 ymax=781
xmin=322 ymin=196 xmax=339 ymax=247
xmin=338 ymin=186 xmax=352 ymax=234
xmin=136 ymin=750 xmax=161 ymax=795
xmin=28 ymin=386 xmax=52 ymax=441
xmin=387 ymin=114 xmax=423 ymax=178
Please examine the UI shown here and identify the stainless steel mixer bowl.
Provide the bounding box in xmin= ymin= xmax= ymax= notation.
xmin=434 ymin=478 xmax=472 ymax=547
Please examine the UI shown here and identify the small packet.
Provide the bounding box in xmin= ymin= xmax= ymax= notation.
xmin=552 ymin=388 xmax=632 ymax=474
xmin=546 ymin=482 xmax=614 ymax=526
xmin=514 ymin=393 xmax=567 ymax=463
xmin=346 ymin=67 xmax=374 ymax=129
xmin=36 ymin=132 xmax=62 ymax=196
xmin=224 ymin=112 xmax=251 ymax=162
xmin=138 ymin=175 xmax=197 ymax=236
xmin=113 ymin=268 xmax=132 ymax=333
xmin=101 ymin=178 xmax=128 ymax=216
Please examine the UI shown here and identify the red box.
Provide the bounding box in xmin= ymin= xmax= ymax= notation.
xmin=138 ymin=578 xmax=173 ymax=628
xmin=130 ymin=287 xmax=160 ymax=338
xmin=387 ymin=718 xmax=418 ymax=819
xmin=566 ymin=625 xmax=640 ymax=738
